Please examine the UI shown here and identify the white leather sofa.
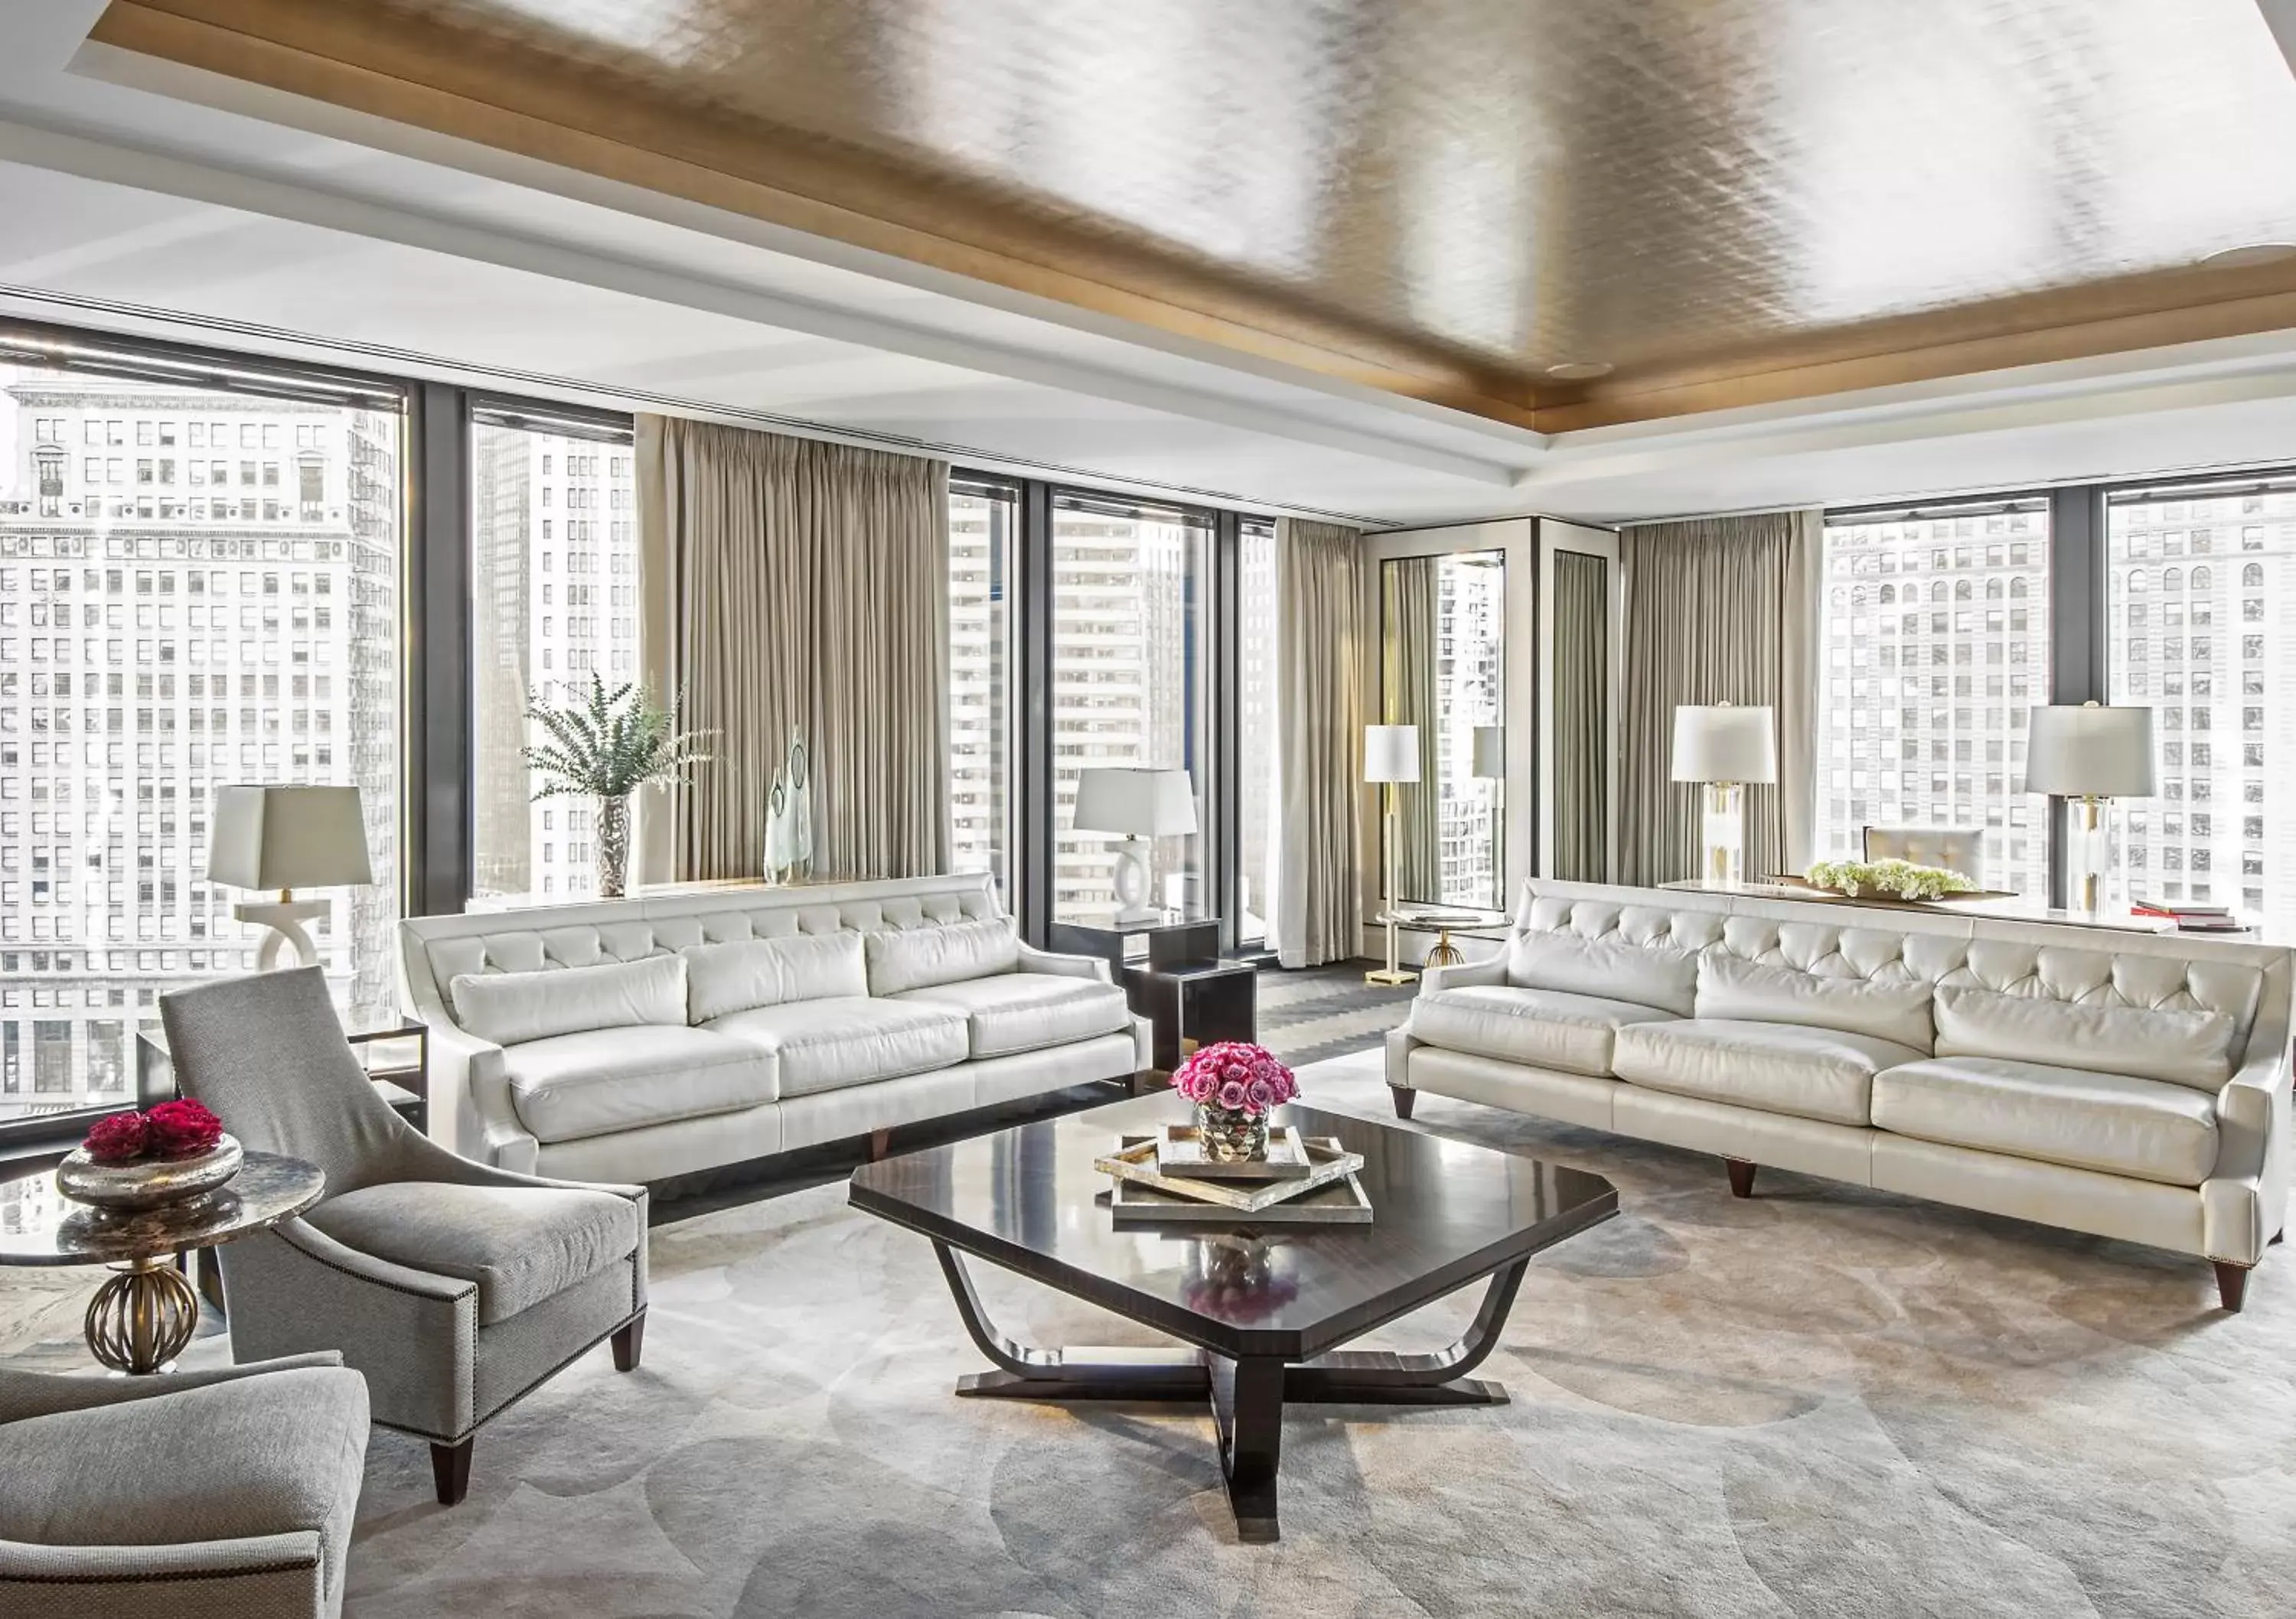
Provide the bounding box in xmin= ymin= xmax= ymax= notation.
xmin=1387 ymin=878 xmax=2293 ymax=1311
xmin=398 ymin=875 xmax=1150 ymax=1182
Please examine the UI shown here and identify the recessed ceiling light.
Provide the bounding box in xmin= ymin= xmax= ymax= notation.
xmin=2203 ymin=243 xmax=2296 ymax=269
xmin=1544 ymin=360 xmax=1613 ymax=381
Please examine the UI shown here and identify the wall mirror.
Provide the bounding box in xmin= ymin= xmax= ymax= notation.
xmin=1381 ymin=549 xmax=1505 ymax=910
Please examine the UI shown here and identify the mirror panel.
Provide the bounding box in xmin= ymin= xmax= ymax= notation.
xmin=1381 ymin=549 xmax=1505 ymax=910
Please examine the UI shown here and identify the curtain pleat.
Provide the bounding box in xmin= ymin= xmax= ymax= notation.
xmin=1272 ymin=516 xmax=1366 ymax=968
xmin=1384 ymin=555 xmax=1443 ymax=901
xmin=636 ymin=416 xmax=949 ymax=884
xmin=1618 ymin=510 xmax=1821 ymax=886
xmin=1551 ymin=549 xmax=1610 ymax=881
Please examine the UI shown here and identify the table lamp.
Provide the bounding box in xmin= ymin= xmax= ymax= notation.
xmin=206 ymin=785 xmax=374 ymax=970
xmin=1071 ymin=767 xmax=1197 ymax=925
xmin=1365 ymin=724 xmax=1422 ymax=985
xmin=1671 ymin=703 xmax=1776 ymax=885
xmin=2024 ymin=701 xmax=2156 ymax=912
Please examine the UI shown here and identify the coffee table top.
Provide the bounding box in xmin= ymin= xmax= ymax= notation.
xmin=850 ymin=1094 xmax=1615 ymax=1360
xmin=0 ymin=1152 xmax=325 ymax=1267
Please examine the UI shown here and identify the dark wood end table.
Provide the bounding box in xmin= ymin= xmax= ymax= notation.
xmin=850 ymin=1094 xmax=1616 ymax=1542
xmin=1123 ymin=958 xmax=1258 ymax=1073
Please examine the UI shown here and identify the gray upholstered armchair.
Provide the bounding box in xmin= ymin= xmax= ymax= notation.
xmin=161 ymin=967 xmax=648 ymax=1507
xmin=0 ymin=1352 xmax=368 ymax=1618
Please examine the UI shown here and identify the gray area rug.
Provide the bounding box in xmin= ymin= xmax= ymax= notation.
xmin=1255 ymin=963 xmax=1416 ymax=1067
xmin=5 ymin=1054 xmax=2294 ymax=1615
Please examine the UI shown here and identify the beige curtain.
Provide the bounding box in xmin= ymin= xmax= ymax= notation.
xmin=1618 ymin=509 xmax=1821 ymax=886
xmin=1551 ymin=549 xmax=1610 ymax=881
xmin=636 ymin=415 xmax=950 ymax=884
xmin=1271 ymin=516 xmax=1367 ymax=968
xmin=1383 ymin=555 xmax=1443 ymax=901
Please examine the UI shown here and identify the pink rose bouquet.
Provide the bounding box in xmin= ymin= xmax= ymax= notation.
xmin=1172 ymin=1041 xmax=1297 ymax=1117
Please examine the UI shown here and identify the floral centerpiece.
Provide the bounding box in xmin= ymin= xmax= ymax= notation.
xmin=1172 ymin=1041 xmax=1298 ymax=1163
xmin=56 ymin=1099 xmax=243 ymax=1212
xmin=1804 ymin=857 xmax=1978 ymax=903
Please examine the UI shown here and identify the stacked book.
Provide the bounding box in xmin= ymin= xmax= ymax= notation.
xmin=1094 ymin=1125 xmax=1371 ymax=1224
xmin=2128 ymin=895 xmax=2249 ymax=933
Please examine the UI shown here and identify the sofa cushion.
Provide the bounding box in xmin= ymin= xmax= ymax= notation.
xmin=450 ymin=953 xmax=686 ymax=1047
xmin=1506 ymin=928 xmax=1700 ymax=1017
xmin=1872 ymin=1055 xmax=2220 ymax=1187
xmin=503 ymin=1024 xmax=778 ymax=1143
xmin=682 ymin=932 xmax=866 ymax=1023
xmin=865 ymin=917 xmax=1022 ymax=996
xmin=0 ymin=1366 xmax=368 ymax=1549
xmin=1697 ymin=953 xmax=1935 ymax=1053
xmin=1932 ymin=984 xmax=2238 ymax=1092
xmin=1612 ymin=1019 xmax=1926 ymax=1127
xmin=308 ymin=1180 xmax=640 ymax=1325
xmin=894 ymin=972 xmax=1133 ymax=1059
xmin=706 ymin=996 xmax=969 ymax=1097
xmin=1410 ymin=985 xmax=1675 ymax=1077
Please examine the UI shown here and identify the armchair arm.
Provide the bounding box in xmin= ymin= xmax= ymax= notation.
xmin=1016 ymin=943 xmax=1112 ymax=983
xmin=2205 ymin=1036 xmax=2291 ymax=1265
xmin=0 ymin=1353 xmax=344 ymax=1425
xmin=1419 ymin=956 xmax=1507 ymax=995
xmin=0 ymin=1532 xmax=326 ymax=1619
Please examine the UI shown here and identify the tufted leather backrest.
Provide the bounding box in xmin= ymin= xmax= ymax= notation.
xmin=1511 ymin=878 xmax=2291 ymax=1068
xmin=399 ymin=875 xmax=1003 ymax=1025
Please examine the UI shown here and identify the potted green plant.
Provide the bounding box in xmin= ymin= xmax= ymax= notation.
xmin=521 ymin=676 xmax=711 ymax=898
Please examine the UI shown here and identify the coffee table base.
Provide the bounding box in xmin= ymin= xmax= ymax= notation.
xmin=934 ymin=1243 xmax=1527 ymax=1542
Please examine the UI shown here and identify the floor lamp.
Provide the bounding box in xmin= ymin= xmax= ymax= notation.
xmin=1365 ymin=725 xmax=1421 ymax=985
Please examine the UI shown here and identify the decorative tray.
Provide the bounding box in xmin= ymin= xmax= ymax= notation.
xmin=1107 ymin=1171 xmax=1373 ymax=1226
xmin=1771 ymin=875 xmax=2016 ymax=904
xmin=1153 ymin=1124 xmax=1321 ymax=1181
xmin=1094 ymin=1132 xmax=1368 ymax=1220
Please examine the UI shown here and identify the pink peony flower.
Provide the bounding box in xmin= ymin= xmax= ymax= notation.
xmin=145 ymin=1099 xmax=225 ymax=1158
xmin=83 ymin=1111 xmax=150 ymax=1163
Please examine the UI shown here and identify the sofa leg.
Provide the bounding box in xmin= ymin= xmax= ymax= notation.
xmin=612 ymin=1311 xmax=646 ymax=1372
xmin=430 ymin=1438 xmax=475 ymax=1507
xmin=2214 ymin=1260 xmax=2252 ymax=1313
xmin=1389 ymin=1085 xmax=1417 ymax=1121
xmin=1725 ymin=1159 xmax=1757 ymax=1199
xmin=866 ymin=1128 xmax=892 ymax=1162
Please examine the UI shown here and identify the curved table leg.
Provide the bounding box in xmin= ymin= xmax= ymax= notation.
xmin=1283 ymin=1256 xmax=1527 ymax=1407
xmin=935 ymin=1242 xmax=1208 ymax=1401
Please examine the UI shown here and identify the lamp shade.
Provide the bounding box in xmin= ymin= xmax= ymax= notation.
xmin=1364 ymin=725 xmax=1420 ymax=784
xmin=1670 ymin=704 xmax=1776 ymax=783
xmin=207 ymin=785 xmax=373 ymax=891
xmin=1472 ymin=725 xmax=1506 ymax=780
xmin=1071 ymin=767 xmax=1198 ymax=838
xmin=2024 ymin=703 xmax=2157 ymax=797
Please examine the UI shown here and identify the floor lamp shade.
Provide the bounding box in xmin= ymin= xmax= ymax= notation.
xmin=207 ymin=786 xmax=373 ymax=891
xmin=1364 ymin=725 xmax=1421 ymax=784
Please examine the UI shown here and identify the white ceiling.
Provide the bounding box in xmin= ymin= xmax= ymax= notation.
xmin=3 ymin=0 xmax=2296 ymax=529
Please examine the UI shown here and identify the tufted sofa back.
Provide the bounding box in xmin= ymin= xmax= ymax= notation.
xmin=399 ymin=875 xmax=1003 ymax=1026
xmin=1513 ymin=880 xmax=2288 ymax=1067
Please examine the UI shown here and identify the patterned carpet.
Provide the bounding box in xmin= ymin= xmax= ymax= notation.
xmin=1254 ymin=960 xmax=1417 ymax=1066
xmin=7 ymin=1054 xmax=2295 ymax=1615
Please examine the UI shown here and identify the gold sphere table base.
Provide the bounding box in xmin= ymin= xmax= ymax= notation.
xmin=85 ymin=1255 xmax=202 ymax=1374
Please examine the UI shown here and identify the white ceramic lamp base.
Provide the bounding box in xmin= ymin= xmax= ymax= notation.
xmin=234 ymin=897 xmax=329 ymax=970
xmin=1110 ymin=840 xmax=1159 ymax=926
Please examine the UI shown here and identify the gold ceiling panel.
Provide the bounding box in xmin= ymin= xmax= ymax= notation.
xmin=91 ymin=0 xmax=2296 ymax=428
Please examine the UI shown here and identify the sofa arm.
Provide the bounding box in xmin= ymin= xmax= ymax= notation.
xmin=0 ymin=1354 xmax=345 ymax=1425
xmin=0 ymin=1532 xmax=327 ymax=1619
xmin=1419 ymin=956 xmax=1505 ymax=995
xmin=421 ymin=1017 xmax=537 ymax=1171
xmin=1016 ymin=943 xmax=1112 ymax=983
xmin=2206 ymin=1039 xmax=2291 ymax=1265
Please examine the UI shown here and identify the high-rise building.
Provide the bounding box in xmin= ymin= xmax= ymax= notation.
xmin=0 ymin=370 xmax=400 ymax=1125
xmin=946 ymin=489 xmax=1010 ymax=894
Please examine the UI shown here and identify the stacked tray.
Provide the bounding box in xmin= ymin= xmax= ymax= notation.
xmin=1094 ymin=1125 xmax=1371 ymax=1224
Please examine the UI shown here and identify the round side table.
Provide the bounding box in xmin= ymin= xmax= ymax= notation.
xmin=1396 ymin=909 xmax=1492 ymax=967
xmin=0 ymin=1151 xmax=325 ymax=1374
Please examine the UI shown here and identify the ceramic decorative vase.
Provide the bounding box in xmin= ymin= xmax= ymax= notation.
xmin=1194 ymin=1102 xmax=1269 ymax=1163
xmin=55 ymin=1134 xmax=244 ymax=1213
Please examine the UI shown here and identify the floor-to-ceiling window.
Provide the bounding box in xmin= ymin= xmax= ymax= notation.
xmin=1815 ymin=499 xmax=2051 ymax=893
xmin=1234 ymin=517 xmax=1277 ymax=945
xmin=0 ymin=350 xmax=403 ymax=1132
xmin=1050 ymin=491 xmax=1210 ymax=925
xmin=467 ymin=407 xmax=638 ymax=906
xmin=947 ymin=477 xmax=1016 ymax=901
xmin=2108 ymin=474 xmax=2296 ymax=929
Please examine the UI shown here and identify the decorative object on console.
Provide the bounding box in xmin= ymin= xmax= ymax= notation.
xmin=1364 ymin=724 xmax=1423 ymax=985
xmin=1862 ymin=824 xmax=1988 ymax=888
xmin=1172 ymin=1040 xmax=1297 ymax=1161
xmin=522 ymin=673 xmax=713 ymax=899
xmin=1071 ymin=766 xmax=1198 ymax=924
xmin=55 ymin=1099 xmax=241 ymax=1213
xmin=1803 ymin=857 xmax=1978 ymax=902
xmin=1670 ymin=702 xmax=1776 ymax=885
xmin=206 ymin=783 xmax=373 ymax=969
xmin=762 ymin=725 xmax=814 ymax=884
xmin=2025 ymin=701 xmax=2157 ymax=912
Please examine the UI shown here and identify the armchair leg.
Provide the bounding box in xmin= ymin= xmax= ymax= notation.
xmin=1725 ymin=1159 xmax=1757 ymax=1199
xmin=1390 ymin=1085 xmax=1417 ymax=1121
xmin=612 ymin=1311 xmax=646 ymax=1372
xmin=430 ymin=1438 xmax=474 ymax=1507
xmin=2214 ymin=1260 xmax=2252 ymax=1314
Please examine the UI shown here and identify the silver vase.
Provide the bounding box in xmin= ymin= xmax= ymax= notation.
xmin=1194 ymin=1103 xmax=1269 ymax=1163
xmin=55 ymin=1135 xmax=244 ymax=1213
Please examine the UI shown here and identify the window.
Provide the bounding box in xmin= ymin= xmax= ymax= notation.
xmin=468 ymin=411 xmax=638 ymax=904
xmin=1815 ymin=500 xmax=2050 ymax=892
xmin=0 ymin=362 xmax=403 ymax=1133
xmin=1051 ymin=492 xmax=1209 ymax=924
xmin=946 ymin=479 xmax=1014 ymax=896
xmin=2112 ymin=477 xmax=2296 ymax=926
xmin=1236 ymin=518 xmax=1277 ymax=946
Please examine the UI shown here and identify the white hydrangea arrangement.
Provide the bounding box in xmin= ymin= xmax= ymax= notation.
xmin=1804 ymin=857 xmax=1978 ymax=902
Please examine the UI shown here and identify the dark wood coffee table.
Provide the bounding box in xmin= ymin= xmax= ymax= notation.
xmin=848 ymin=1093 xmax=1616 ymax=1542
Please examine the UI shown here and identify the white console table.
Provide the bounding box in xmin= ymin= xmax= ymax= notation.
xmin=1656 ymin=878 xmax=2200 ymax=937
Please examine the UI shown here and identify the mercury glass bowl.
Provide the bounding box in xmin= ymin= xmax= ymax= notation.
xmin=54 ymin=1134 xmax=245 ymax=1212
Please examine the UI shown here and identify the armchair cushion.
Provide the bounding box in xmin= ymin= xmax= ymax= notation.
xmin=305 ymin=1180 xmax=641 ymax=1326
xmin=0 ymin=1364 xmax=367 ymax=1550
xmin=892 ymin=972 xmax=1133 ymax=1059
